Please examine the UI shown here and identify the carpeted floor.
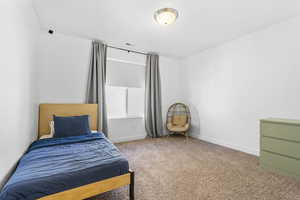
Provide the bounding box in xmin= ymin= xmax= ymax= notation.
xmin=90 ymin=135 xmax=300 ymax=200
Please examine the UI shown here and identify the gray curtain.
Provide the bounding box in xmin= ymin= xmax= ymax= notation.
xmin=86 ymin=40 xmax=108 ymax=136
xmin=145 ymin=54 xmax=163 ymax=138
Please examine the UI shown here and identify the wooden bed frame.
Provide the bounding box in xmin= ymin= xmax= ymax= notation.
xmin=37 ymin=104 xmax=135 ymax=200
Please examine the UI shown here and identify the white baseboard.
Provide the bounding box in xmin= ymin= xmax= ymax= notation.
xmin=110 ymin=135 xmax=146 ymax=143
xmin=111 ymin=132 xmax=259 ymax=156
xmin=190 ymin=134 xmax=259 ymax=156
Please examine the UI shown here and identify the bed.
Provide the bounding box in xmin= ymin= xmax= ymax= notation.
xmin=0 ymin=104 xmax=134 ymax=200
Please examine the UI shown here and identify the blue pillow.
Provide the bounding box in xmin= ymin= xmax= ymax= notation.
xmin=53 ymin=115 xmax=91 ymax=138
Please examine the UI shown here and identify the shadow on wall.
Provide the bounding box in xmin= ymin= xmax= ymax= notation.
xmin=187 ymin=103 xmax=201 ymax=138
xmin=0 ymin=162 xmax=19 ymax=190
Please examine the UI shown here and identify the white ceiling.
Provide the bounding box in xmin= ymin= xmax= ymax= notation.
xmin=33 ymin=0 xmax=300 ymax=58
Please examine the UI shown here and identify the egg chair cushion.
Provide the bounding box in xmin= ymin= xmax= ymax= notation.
xmin=172 ymin=115 xmax=187 ymax=126
xmin=167 ymin=123 xmax=189 ymax=132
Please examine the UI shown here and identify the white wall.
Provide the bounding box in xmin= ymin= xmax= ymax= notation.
xmin=37 ymin=32 xmax=183 ymax=142
xmin=0 ymin=0 xmax=39 ymax=187
xmin=160 ymin=56 xmax=185 ymax=124
xmin=37 ymin=33 xmax=90 ymax=103
xmin=182 ymin=16 xmax=300 ymax=156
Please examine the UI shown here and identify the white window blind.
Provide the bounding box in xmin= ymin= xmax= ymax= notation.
xmin=106 ymin=59 xmax=145 ymax=88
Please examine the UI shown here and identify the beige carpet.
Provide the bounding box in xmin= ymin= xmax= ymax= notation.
xmin=90 ymin=135 xmax=300 ymax=200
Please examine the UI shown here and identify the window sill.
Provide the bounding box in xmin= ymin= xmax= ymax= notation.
xmin=108 ymin=116 xmax=144 ymax=120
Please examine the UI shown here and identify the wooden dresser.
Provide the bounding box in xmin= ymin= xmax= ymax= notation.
xmin=260 ymin=118 xmax=300 ymax=180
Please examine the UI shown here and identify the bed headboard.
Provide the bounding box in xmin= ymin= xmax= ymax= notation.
xmin=38 ymin=104 xmax=98 ymax=138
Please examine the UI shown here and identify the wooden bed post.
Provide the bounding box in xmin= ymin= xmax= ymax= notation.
xmin=129 ymin=170 xmax=135 ymax=200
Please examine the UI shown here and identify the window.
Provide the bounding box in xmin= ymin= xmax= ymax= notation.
xmin=105 ymin=55 xmax=145 ymax=119
xmin=106 ymin=86 xmax=144 ymax=118
xmin=127 ymin=88 xmax=144 ymax=117
xmin=106 ymin=86 xmax=127 ymax=118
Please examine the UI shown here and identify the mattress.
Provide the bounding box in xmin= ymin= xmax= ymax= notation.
xmin=0 ymin=133 xmax=129 ymax=200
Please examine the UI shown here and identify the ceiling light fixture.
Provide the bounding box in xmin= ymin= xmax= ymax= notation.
xmin=154 ymin=8 xmax=178 ymax=25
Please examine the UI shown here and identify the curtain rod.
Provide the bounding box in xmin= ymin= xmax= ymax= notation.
xmin=47 ymin=29 xmax=148 ymax=56
xmin=107 ymin=45 xmax=148 ymax=56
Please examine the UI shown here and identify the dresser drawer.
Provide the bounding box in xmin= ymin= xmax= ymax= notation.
xmin=260 ymin=151 xmax=300 ymax=177
xmin=261 ymin=122 xmax=300 ymax=142
xmin=261 ymin=137 xmax=300 ymax=159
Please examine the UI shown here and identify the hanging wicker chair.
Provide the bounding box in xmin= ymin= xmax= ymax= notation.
xmin=166 ymin=103 xmax=191 ymax=138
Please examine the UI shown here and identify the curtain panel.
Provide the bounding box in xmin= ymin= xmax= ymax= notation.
xmin=144 ymin=54 xmax=163 ymax=138
xmin=86 ymin=40 xmax=108 ymax=136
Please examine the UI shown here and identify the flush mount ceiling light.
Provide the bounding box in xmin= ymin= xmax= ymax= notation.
xmin=154 ymin=8 xmax=178 ymax=25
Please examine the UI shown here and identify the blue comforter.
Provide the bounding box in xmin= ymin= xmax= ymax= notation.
xmin=0 ymin=133 xmax=129 ymax=200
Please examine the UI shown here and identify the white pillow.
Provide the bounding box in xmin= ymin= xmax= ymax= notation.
xmin=49 ymin=120 xmax=55 ymax=135
xmin=39 ymin=121 xmax=54 ymax=139
xmin=40 ymin=134 xmax=52 ymax=139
